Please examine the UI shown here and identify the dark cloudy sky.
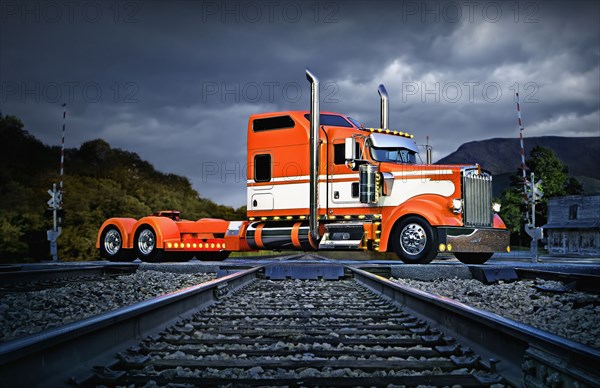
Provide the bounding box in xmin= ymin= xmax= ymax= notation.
xmin=1 ymin=0 xmax=599 ymax=207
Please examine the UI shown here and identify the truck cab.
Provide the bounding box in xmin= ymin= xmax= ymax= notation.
xmin=246 ymin=107 xmax=508 ymax=264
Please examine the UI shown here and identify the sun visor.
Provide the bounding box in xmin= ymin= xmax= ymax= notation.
xmin=369 ymin=133 xmax=419 ymax=153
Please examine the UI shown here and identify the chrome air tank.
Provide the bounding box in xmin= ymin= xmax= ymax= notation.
xmin=359 ymin=164 xmax=378 ymax=204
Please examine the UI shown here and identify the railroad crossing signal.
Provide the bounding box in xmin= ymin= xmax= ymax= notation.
xmin=528 ymin=178 xmax=543 ymax=202
xmin=47 ymin=183 xmax=62 ymax=261
xmin=47 ymin=188 xmax=62 ymax=209
xmin=524 ymin=178 xmax=543 ymax=203
xmin=524 ymin=172 xmax=543 ymax=262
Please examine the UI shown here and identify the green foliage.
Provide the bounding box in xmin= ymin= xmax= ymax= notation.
xmin=0 ymin=216 xmax=28 ymax=257
xmin=499 ymin=146 xmax=582 ymax=246
xmin=527 ymin=147 xmax=568 ymax=199
xmin=0 ymin=114 xmax=246 ymax=262
xmin=496 ymin=190 xmax=524 ymax=234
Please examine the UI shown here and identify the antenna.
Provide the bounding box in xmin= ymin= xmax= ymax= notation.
xmin=426 ymin=135 xmax=432 ymax=164
xmin=417 ymin=136 xmax=433 ymax=164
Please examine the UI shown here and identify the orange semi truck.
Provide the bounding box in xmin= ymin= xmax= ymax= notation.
xmin=97 ymin=69 xmax=509 ymax=264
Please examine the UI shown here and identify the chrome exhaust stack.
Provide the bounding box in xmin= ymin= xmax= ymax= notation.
xmin=378 ymin=84 xmax=389 ymax=129
xmin=305 ymin=68 xmax=320 ymax=241
xmin=426 ymin=145 xmax=433 ymax=164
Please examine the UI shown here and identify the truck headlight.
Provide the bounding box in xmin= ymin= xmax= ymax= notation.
xmin=452 ymin=198 xmax=462 ymax=214
xmin=492 ymin=202 xmax=501 ymax=212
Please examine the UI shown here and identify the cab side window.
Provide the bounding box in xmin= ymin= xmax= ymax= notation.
xmin=254 ymin=154 xmax=271 ymax=182
xmin=333 ymin=142 xmax=361 ymax=165
xmin=334 ymin=144 xmax=345 ymax=165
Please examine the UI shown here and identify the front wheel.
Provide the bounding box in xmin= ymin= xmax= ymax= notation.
xmin=391 ymin=216 xmax=437 ymax=264
xmin=454 ymin=252 xmax=493 ymax=264
xmin=134 ymin=225 xmax=164 ymax=262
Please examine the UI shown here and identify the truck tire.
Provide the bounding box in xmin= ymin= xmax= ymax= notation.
xmin=391 ymin=216 xmax=437 ymax=264
xmin=133 ymin=225 xmax=164 ymax=263
xmin=454 ymin=252 xmax=493 ymax=264
xmin=99 ymin=226 xmax=133 ymax=262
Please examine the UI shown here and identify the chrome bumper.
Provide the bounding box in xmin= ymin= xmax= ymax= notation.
xmin=437 ymin=227 xmax=510 ymax=253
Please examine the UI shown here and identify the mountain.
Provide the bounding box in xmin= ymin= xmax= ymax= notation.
xmin=0 ymin=115 xmax=245 ymax=262
xmin=436 ymin=137 xmax=600 ymax=195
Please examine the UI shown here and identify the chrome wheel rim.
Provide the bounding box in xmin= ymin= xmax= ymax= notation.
xmin=103 ymin=229 xmax=121 ymax=256
xmin=137 ymin=229 xmax=155 ymax=255
xmin=400 ymin=223 xmax=427 ymax=256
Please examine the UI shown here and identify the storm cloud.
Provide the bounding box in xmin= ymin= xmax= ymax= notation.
xmin=1 ymin=0 xmax=598 ymax=206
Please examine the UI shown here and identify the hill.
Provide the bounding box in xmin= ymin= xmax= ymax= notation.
xmin=0 ymin=115 xmax=245 ymax=262
xmin=436 ymin=136 xmax=600 ymax=195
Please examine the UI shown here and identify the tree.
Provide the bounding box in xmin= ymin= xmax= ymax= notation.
xmin=499 ymin=146 xmax=582 ymax=245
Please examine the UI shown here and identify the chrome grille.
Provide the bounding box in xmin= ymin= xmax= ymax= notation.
xmin=463 ymin=170 xmax=493 ymax=227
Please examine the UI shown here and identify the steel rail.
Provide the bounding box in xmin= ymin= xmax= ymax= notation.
xmin=0 ymin=266 xmax=262 ymax=388
xmin=349 ymin=266 xmax=600 ymax=387
xmin=515 ymin=267 xmax=600 ymax=292
xmin=0 ymin=264 xmax=138 ymax=286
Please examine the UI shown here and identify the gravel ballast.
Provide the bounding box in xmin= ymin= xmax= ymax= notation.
xmin=0 ymin=270 xmax=215 ymax=342
xmin=94 ymin=278 xmax=501 ymax=385
xmin=391 ymin=277 xmax=600 ymax=349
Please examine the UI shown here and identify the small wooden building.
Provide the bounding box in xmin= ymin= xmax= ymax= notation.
xmin=543 ymin=194 xmax=600 ymax=256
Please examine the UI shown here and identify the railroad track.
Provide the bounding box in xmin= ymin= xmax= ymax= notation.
xmin=468 ymin=264 xmax=600 ymax=292
xmin=0 ymin=264 xmax=138 ymax=293
xmin=515 ymin=267 xmax=600 ymax=293
xmin=1 ymin=258 xmax=598 ymax=387
xmin=89 ymin=277 xmax=502 ymax=387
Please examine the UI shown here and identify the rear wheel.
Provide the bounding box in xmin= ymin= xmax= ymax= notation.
xmin=454 ymin=252 xmax=493 ymax=264
xmin=134 ymin=225 xmax=164 ymax=262
xmin=99 ymin=227 xmax=134 ymax=262
xmin=391 ymin=216 xmax=437 ymax=264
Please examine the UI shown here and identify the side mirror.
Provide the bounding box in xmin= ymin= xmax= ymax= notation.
xmin=345 ymin=137 xmax=356 ymax=160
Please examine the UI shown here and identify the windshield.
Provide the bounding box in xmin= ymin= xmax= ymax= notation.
xmin=370 ymin=143 xmax=417 ymax=164
xmin=347 ymin=117 xmax=362 ymax=128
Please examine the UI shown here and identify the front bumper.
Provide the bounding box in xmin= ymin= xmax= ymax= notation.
xmin=437 ymin=227 xmax=510 ymax=253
